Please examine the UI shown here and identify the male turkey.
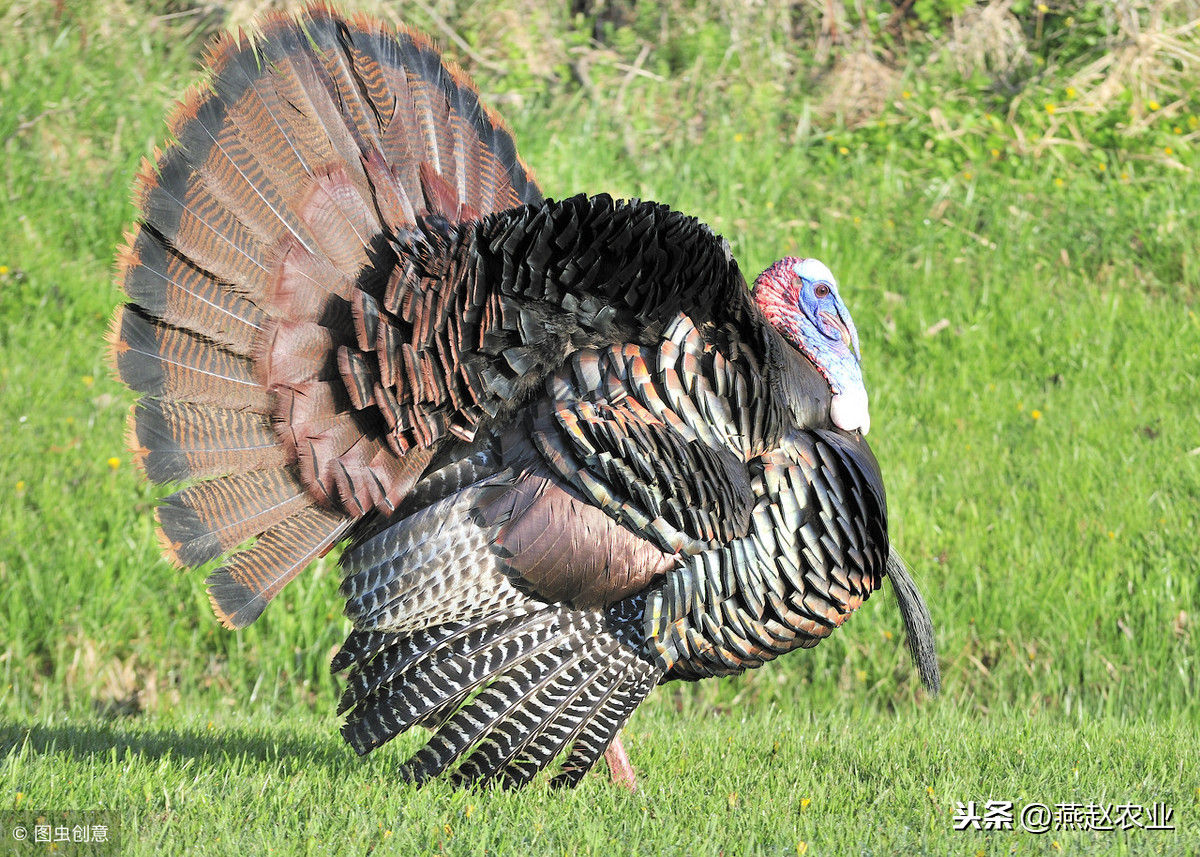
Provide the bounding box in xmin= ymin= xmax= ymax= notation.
xmin=109 ymin=6 xmax=939 ymax=788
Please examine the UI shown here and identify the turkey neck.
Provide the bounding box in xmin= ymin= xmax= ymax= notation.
xmin=758 ymin=318 xmax=838 ymax=442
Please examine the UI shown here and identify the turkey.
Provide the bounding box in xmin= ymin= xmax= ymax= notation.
xmin=109 ymin=6 xmax=939 ymax=789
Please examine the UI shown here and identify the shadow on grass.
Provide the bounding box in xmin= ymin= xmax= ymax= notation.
xmin=0 ymin=716 xmax=366 ymax=774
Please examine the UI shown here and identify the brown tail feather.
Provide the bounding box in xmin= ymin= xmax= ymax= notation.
xmin=118 ymin=228 xmax=265 ymax=356
xmin=136 ymin=148 xmax=273 ymax=302
xmin=155 ymin=467 xmax=311 ymax=567
xmin=129 ymin=399 xmax=285 ymax=483
xmin=109 ymin=307 xmax=269 ymax=413
xmin=207 ymin=505 xmax=351 ymax=629
xmin=296 ymin=165 xmax=383 ymax=276
xmin=169 ymin=91 xmax=317 ymax=254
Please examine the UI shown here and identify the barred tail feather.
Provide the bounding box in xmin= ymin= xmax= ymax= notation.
xmin=206 ymin=505 xmax=351 ymax=628
xmin=129 ymin=399 xmax=285 ymax=483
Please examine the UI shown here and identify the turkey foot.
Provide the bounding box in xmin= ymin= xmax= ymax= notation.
xmin=604 ymin=734 xmax=637 ymax=791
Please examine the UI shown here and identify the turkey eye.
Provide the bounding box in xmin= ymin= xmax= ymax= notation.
xmin=814 ymin=283 xmax=831 ymax=298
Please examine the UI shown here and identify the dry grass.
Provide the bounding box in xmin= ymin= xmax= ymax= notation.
xmin=944 ymin=0 xmax=1032 ymax=88
xmin=817 ymin=47 xmax=902 ymax=126
xmin=1064 ymin=0 xmax=1200 ymax=125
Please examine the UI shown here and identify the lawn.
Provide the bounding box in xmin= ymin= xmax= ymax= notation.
xmin=1 ymin=2 xmax=1197 ymax=854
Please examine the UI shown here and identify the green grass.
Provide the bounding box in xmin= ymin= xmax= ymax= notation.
xmin=1 ymin=3 xmax=1198 ymax=854
xmin=4 ymin=706 xmax=1197 ymax=855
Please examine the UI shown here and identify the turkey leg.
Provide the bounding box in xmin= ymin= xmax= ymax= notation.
xmin=604 ymin=733 xmax=637 ymax=791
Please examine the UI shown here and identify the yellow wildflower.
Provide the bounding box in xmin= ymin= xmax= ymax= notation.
xmin=901 ymin=90 xmax=912 ymax=99
xmin=0 ymin=265 xmax=8 ymax=276
xmin=1066 ymin=87 xmax=1077 ymax=99
xmin=839 ymin=146 xmax=849 ymax=155
xmin=1031 ymin=410 xmax=1042 ymax=420
xmin=1044 ymin=103 xmax=1056 ymax=114
xmin=1097 ymin=163 xmax=1106 ymax=171
xmin=1148 ymin=100 xmax=1161 ymax=111
xmin=1054 ymin=177 xmax=1064 ymax=187
xmin=734 ymin=133 xmax=744 ymax=143
xmin=107 ymin=457 xmax=121 ymax=471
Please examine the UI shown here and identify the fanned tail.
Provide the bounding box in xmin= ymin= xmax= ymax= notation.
xmin=109 ymin=6 xmax=541 ymax=627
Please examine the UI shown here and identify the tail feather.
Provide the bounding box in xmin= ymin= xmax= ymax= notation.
xmin=207 ymin=30 xmax=347 ymax=213
xmin=109 ymin=307 xmax=268 ymax=413
xmin=129 ymin=399 xmax=285 ymax=483
xmin=155 ymin=466 xmax=311 ymax=567
xmin=138 ymin=147 xmax=272 ymax=301
xmin=296 ymin=166 xmax=383 ymax=278
xmin=118 ymin=229 xmax=264 ymax=356
xmin=206 ymin=504 xmax=351 ymax=628
xmin=303 ymin=12 xmax=389 ymax=158
xmin=113 ymin=7 xmax=544 ymax=627
xmin=170 ymin=90 xmax=317 ymax=255
xmin=248 ymin=22 xmax=376 ymax=208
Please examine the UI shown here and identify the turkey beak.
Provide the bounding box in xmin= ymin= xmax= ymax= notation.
xmin=820 ymin=311 xmax=856 ymax=358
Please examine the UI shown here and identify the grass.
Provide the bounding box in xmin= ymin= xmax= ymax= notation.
xmin=1 ymin=2 xmax=1198 ymax=854
xmin=4 ymin=707 xmax=1196 ymax=855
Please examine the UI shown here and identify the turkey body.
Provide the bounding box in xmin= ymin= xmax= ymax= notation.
xmin=109 ymin=6 xmax=938 ymax=788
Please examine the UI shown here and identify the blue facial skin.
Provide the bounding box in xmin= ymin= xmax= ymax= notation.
xmin=754 ymin=257 xmax=871 ymax=435
xmin=792 ymin=257 xmax=862 ymax=373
